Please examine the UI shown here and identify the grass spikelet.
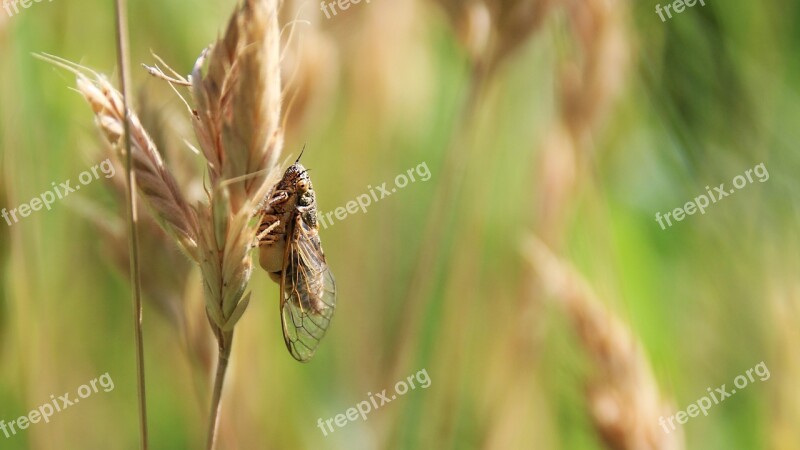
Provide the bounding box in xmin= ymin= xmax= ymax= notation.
xmin=37 ymin=60 xmax=202 ymax=261
xmin=188 ymin=1 xmax=284 ymax=448
xmin=434 ymin=0 xmax=554 ymax=71
xmin=191 ymin=0 xmax=282 ymax=211
xmin=523 ymin=236 xmax=684 ymax=450
xmin=36 ymin=1 xmax=284 ymax=448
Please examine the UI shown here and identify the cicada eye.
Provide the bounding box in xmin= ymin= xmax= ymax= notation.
xmin=297 ymin=179 xmax=309 ymax=192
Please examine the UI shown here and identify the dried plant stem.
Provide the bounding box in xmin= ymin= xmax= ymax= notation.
xmin=192 ymin=2 xmax=284 ymax=447
xmin=114 ymin=0 xmax=148 ymax=447
xmin=206 ymin=333 xmax=232 ymax=450
xmin=43 ymin=3 xmax=280 ymax=449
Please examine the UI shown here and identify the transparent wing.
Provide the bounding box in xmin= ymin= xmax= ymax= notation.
xmin=280 ymin=214 xmax=336 ymax=362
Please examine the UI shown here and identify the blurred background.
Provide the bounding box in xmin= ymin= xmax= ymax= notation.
xmin=1 ymin=0 xmax=799 ymax=448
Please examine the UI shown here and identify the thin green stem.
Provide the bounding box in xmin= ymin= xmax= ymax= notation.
xmin=206 ymin=334 xmax=233 ymax=450
xmin=113 ymin=0 xmax=149 ymax=448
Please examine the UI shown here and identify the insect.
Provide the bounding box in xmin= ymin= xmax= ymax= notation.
xmin=256 ymin=150 xmax=336 ymax=362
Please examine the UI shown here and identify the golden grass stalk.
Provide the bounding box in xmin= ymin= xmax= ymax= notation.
xmin=523 ymin=236 xmax=684 ymax=450
xmin=38 ymin=1 xmax=282 ymax=448
xmin=0 ymin=178 xmax=7 ymax=346
xmin=188 ymin=1 xmax=283 ymax=448
xmin=113 ymin=0 xmax=148 ymax=446
xmin=32 ymin=53 xmax=171 ymax=445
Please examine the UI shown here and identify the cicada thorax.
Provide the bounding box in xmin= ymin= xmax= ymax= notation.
xmin=297 ymin=190 xmax=318 ymax=225
xmin=257 ymin=163 xmax=317 ymax=279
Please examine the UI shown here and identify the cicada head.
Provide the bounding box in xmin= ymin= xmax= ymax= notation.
xmin=275 ymin=163 xmax=312 ymax=194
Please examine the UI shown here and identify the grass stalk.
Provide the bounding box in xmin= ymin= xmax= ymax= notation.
xmin=60 ymin=3 xmax=282 ymax=448
xmin=206 ymin=333 xmax=232 ymax=450
xmin=113 ymin=0 xmax=149 ymax=447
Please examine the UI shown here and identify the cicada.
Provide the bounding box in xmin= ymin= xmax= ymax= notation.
xmin=256 ymin=151 xmax=336 ymax=362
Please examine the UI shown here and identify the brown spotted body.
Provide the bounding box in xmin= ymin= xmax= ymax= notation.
xmin=256 ymin=159 xmax=336 ymax=362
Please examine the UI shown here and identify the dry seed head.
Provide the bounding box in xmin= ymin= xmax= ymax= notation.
xmin=523 ymin=237 xmax=684 ymax=450
xmin=486 ymin=0 xmax=554 ymax=66
xmin=460 ymin=2 xmax=492 ymax=63
xmin=533 ymin=0 xmax=630 ymax=244
xmin=137 ymin=91 xmax=204 ymax=204
xmin=190 ymin=0 xmax=284 ymax=337
xmin=561 ymin=0 xmax=629 ymax=141
xmin=75 ymin=73 xmax=200 ymax=261
xmin=434 ymin=0 xmax=492 ymax=63
xmin=434 ymin=0 xmax=554 ymax=69
xmin=36 ymin=6 xmax=285 ymax=422
xmin=196 ymin=199 xmax=257 ymax=335
xmin=191 ymin=0 xmax=283 ymax=213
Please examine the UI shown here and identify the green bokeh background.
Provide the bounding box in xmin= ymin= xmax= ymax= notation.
xmin=1 ymin=0 xmax=799 ymax=449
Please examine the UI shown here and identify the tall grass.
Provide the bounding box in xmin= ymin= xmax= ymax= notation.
xmin=113 ymin=0 xmax=148 ymax=447
xmin=0 ymin=0 xmax=796 ymax=449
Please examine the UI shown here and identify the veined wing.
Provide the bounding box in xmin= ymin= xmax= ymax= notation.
xmin=280 ymin=213 xmax=336 ymax=362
